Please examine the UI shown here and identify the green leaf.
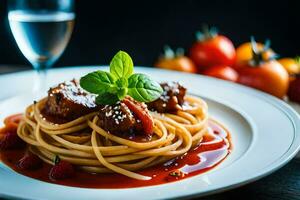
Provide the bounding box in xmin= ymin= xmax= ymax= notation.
xmin=80 ymin=51 xmax=163 ymax=105
xmin=117 ymin=87 xmax=128 ymax=100
xmin=116 ymin=77 xmax=128 ymax=88
xmin=127 ymin=73 xmax=163 ymax=102
xmin=96 ymin=92 xmax=119 ymax=105
xmin=80 ymin=70 xmax=116 ymax=94
xmin=110 ymin=51 xmax=134 ymax=79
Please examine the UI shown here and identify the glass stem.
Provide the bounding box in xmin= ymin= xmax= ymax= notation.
xmin=32 ymin=63 xmax=48 ymax=96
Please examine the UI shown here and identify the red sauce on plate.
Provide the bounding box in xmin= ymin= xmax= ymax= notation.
xmin=0 ymin=116 xmax=231 ymax=189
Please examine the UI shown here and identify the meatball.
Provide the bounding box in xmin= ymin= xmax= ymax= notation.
xmin=97 ymin=100 xmax=143 ymax=135
xmin=147 ymin=82 xmax=186 ymax=113
xmin=41 ymin=79 xmax=98 ymax=123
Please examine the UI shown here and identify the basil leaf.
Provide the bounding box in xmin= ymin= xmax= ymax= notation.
xmin=110 ymin=51 xmax=134 ymax=79
xmin=128 ymin=73 xmax=163 ymax=102
xmin=96 ymin=92 xmax=119 ymax=105
xmin=116 ymin=77 xmax=128 ymax=88
xmin=80 ymin=70 xmax=116 ymax=94
xmin=117 ymin=87 xmax=128 ymax=100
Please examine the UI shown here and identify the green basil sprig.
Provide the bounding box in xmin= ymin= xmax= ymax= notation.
xmin=80 ymin=51 xmax=163 ymax=105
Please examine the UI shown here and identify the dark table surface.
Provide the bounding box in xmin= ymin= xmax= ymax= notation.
xmin=0 ymin=66 xmax=299 ymax=200
xmin=200 ymin=159 xmax=300 ymax=200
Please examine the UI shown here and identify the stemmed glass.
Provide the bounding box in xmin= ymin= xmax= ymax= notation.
xmin=8 ymin=0 xmax=75 ymax=94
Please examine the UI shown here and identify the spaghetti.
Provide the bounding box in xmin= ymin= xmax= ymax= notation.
xmin=17 ymin=95 xmax=208 ymax=180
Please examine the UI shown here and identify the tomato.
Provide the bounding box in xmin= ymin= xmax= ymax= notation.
xmin=235 ymin=42 xmax=275 ymax=66
xmin=122 ymin=98 xmax=154 ymax=135
xmin=287 ymin=77 xmax=300 ymax=103
xmin=202 ymin=65 xmax=238 ymax=82
xmin=237 ymin=60 xmax=289 ymax=98
xmin=235 ymin=38 xmax=289 ymax=98
xmin=278 ymin=57 xmax=300 ymax=76
xmin=3 ymin=114 xmax=22 ymax=132
xmin=189 ymin=26 xmax=236 ymax=71
xmin=155 ymin=46 xmax=197 ymax=73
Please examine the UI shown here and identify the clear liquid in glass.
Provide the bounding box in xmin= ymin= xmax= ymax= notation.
xmin=8 ymin=11 xmax=75 ymax=69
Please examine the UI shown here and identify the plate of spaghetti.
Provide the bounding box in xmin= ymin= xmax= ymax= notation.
xmin=0 ymin=51 xmax=299 ymax=200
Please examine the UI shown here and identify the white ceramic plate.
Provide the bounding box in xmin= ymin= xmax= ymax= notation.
xmin=0 ymin=67 xmax=300 ymax=200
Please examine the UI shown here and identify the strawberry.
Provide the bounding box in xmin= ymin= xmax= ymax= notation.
xmin=49 ymin=156 xmax=75 ymax=180
xmin=0 ymin=131 xmax=25 ymax=150
xmin=17 ymin=153 xmax=43 ymax=170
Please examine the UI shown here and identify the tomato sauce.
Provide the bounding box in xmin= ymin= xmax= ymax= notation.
xmin=0 ymin=118 xmax=231 ymax=189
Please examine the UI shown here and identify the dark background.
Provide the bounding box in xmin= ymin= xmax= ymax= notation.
xmin=0 ymin=1 xmax=300 ymax=199
xmin=0 ymin=0 xmax=299 ymax=69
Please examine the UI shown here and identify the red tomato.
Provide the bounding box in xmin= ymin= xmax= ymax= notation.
xmin=122 ymin=98 xmax=154 ymax=135
xmin=3 ymin=113 xmax=22 ymax=132
xmin=287 ymin=77 xmax=300 ymax=103
xmin=237 ymin=60 xmax=289 ymax=98
xmin=189 ymin=28 xmax=236 ymax=71
xmin=202 ymin=65 xmax=238 ymax=82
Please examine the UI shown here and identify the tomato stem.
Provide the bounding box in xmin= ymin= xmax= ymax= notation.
xmin=249 ymin=36 xmax=275 ymax=67
xmin=263 ymin=39 xmax=271 ymax=52
xmin=196 ymin=24 xmax=218 ymax=41
xmin=175 ymin=48 xmax=185 ymax=57
xmin=163 ymin=45 xmax=175 ymax=59
xmin=162 ymin=46 xmax=185 ymax=59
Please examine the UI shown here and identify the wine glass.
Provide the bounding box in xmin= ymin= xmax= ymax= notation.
xmin=7 ymin=0 xmax=75 ymax=94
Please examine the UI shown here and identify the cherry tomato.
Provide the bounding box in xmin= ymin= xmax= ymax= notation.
xmin=202 ymin=65 xmax=238 ymax=82
xmin=287 ymin=77 xmax=300 ymax=103
xmin=189 ymin=26 xmax=236 ymax=71
xmin=237 ymin=60 xmax=288 ymax=98
xmin=235 ymin=42 xmax=275 ymax=66
xmin=155 ymin=46 xmax=197 ymax=73
xmin=3 ymin=113 xmax=22 ymax=132
xmin=278 ymin=57 xmax=300 ymax=76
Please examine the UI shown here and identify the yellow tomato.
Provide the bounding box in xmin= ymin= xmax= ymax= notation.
xmin=278 ymin=58 xmax=300 ymax=75
xmin=235 ymin=42 xmax=275 ymax=66
xmin=155 ymin=46 xmax=197 ymax=73
xmin=155 ymin=56 xmax=197 ymax=73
